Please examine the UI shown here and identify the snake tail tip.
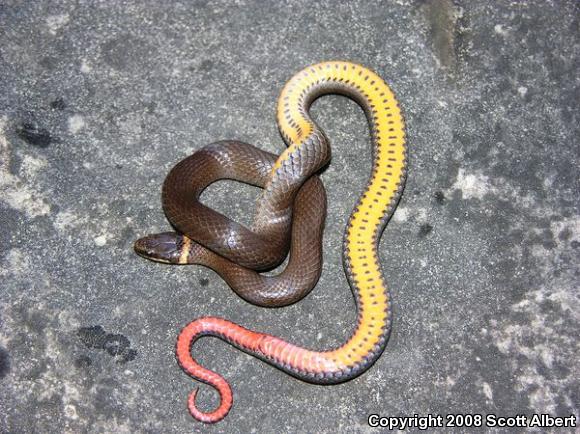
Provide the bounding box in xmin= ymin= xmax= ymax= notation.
xmin=187 ymin=387 xmax=231 ymax=424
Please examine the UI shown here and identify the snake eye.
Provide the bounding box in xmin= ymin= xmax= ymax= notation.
xmin=134 ymin=232 xmax=183 ymax=263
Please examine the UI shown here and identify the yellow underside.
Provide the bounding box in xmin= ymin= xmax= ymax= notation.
xmin=275 ymin=61 xmax=406 ymax=369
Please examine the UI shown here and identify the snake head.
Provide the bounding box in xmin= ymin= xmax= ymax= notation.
xmin=134 ymin=232 xmax=188 ymax=264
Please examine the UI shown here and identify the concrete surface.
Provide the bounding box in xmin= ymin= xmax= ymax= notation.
xmin=1 ymin=1 xmax=578 ymax=433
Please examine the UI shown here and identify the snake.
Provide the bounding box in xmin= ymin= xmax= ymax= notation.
xmin=135 ymin=61 xmax=406 ymax=423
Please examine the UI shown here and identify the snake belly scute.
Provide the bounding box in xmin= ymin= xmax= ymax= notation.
xmin=164 ymin=61 xmax=407 ymax=423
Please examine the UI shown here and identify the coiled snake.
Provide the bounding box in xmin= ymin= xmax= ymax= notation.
xmin=135 ymin=61 xmax=406 ymax=423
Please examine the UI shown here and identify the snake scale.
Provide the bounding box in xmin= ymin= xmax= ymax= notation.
xmin=135 ymin=61 xmax=407 ymax=423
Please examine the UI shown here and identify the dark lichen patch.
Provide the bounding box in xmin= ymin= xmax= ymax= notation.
xmin=77 ymin=325 xmax=137 ymax=364
xmin=420 ymin=0 xmax=469 ymax=77
xmin=199 ymin=277 xmax=210 ymax=287
xmin=22 ymin=359 xmax=49 ymax=381
xmin=74 ymin=355 xmax=92 ymax=368
xmin=19 ymin=305 xmax=50 ymax=335
xmin=93 ymin=381 xmax=125 ymax=419
xmin=551 ymin=360 xmax=571 ymax=378
xmin=117 ymin=226 xmax=136 ymax=248
xmin=119 ymin=348 xmax=137 ymax=363
xmin=467 ymin=342 xmax=531 ymax=412
xmin=0 ymin=347 xmax=10 ymax=379
xmin=526 ymin=228 xmax=557 ymax=251
xmin=32 ymin=391 xmax=62 ymax=420
xmin=109 ymin=198 xmax=130 ymax=215
xmin=39 ymin=56 xmax=58 ymax=70
xmin=101 ymin=34 xmax=157 ymax=72
xmin=102 ymin=334 xmax=129 ymax=356
xmin=50 ymin=98 xmax=66 ymax=110
xmin=7 ymin=149 xmax=21 ymax=176
xmin=145 ymin=100 xmax=157 ymax=114
xmin=557 ymin=227 xmax=572 ymax=242
xmin=0 ymin=207 xmax=25 ymax=251
xmin=16 ymin=122 xmax=52 ymax=148
xmin=78 ymin=325 xmax=108 ymax=349
xmin=199 ymin=59 xmax=214 ymax=72
xmin=539 ymin=299 xmax=560 ymax=316
xmin=419 ymin=223 xmax=433 ymax=237
xmin=434 ymin=190 xmax=446 ymax=204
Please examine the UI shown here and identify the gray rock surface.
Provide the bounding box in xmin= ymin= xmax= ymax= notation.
xmin=1 ymin=1 xmax=578 ymax=433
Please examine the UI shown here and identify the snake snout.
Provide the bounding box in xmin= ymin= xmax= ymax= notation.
xmin=134 ymin=232 xmax=183 ymax=264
